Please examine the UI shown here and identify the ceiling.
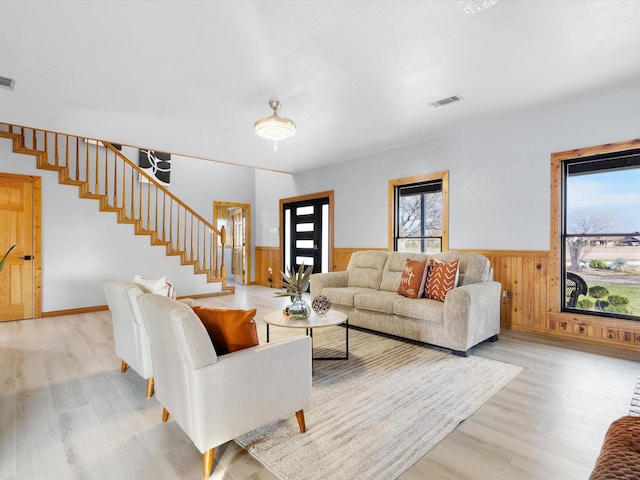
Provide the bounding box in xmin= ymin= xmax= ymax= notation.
xmin=2 ymin=1 xmax=640 ymax=174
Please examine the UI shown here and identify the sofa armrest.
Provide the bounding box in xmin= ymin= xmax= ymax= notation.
xmin=310 ymin=271 xmax=349 ymax=298
xmin=442 ymin=280 xmax=501 ymax=352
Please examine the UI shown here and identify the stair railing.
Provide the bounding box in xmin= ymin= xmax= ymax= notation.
xmin=0 ymin=123 xmax=227 ymax=287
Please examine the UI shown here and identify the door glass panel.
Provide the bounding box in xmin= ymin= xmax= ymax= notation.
xmin=296 ymin=240 xmax=314 ymax=249
xmin=322 ymin=203 xmax=329 ymax=272
xmin=297 ymin=206 xmax=314 ymax=215
xmin=284 ymin=208 xmax=291 ymax=272
xmin=296 ymin=256 xmax=314 ymax=266
xmin=296 ymin=223 xmax=314 ymax=232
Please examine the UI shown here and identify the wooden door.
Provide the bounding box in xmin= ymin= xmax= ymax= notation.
xmin=231 ymin=208 xmax=246 ymax=284
xmin=213 ymin=201 xmax=251 ymax=286
xmin=0 ymin=174 xmax=39 ymax=321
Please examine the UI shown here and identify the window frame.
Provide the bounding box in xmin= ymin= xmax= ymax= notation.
xmin=388 ymin=171 xmax=449 ymax=252
xmin=550 ymin=139 xmax=640 ymax=323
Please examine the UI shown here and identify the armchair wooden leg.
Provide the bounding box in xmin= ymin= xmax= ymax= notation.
xmin=203 ymin=448 xmax=215 ymax=478
xmin=120 ymin=360 xmax=128 ymax=373
xmin=146 ymin=377 xmax=154 ymax=398
xmin=295 ymin=410 xmax=306 ymax=433
xmin=162 ymin=407 xmax=169 ymax=422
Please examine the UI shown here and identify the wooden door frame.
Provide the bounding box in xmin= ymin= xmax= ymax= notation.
xmin=213 ymin=201 xmax=251 ymax=285
xmin=279 ymin=190 xmax=334 ymax=272
xmin=0 ymin=173 xmax=42 ymax=319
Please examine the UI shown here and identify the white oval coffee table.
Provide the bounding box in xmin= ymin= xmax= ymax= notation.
xmin=263 ymin=309 xmax=349 ymax=360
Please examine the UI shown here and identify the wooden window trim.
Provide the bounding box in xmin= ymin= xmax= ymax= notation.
xmin=548 ymin=138 xmax=640 ymax=318
xmin=388 ymin=171 xmax=449 ymax=252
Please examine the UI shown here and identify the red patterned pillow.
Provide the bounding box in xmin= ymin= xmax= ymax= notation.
xmin=425 ymin=258 xmax=459 ymax=302
xmin=398 ymin=258 xmax=428 ymax=298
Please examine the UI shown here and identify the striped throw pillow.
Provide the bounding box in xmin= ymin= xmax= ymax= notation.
xmin=425 ymin=258 xmax=459 ymax=302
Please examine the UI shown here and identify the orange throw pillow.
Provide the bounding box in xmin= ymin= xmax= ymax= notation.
xmin=425 ymin=258 xmax=459 ymax=302
xmin=191 ymin=306 xmax=259 ymax=355
xmin=398 ymin=258 xmax=428 ymax=298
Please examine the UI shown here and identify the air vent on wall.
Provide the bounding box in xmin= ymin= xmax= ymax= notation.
xmin=429 ymin=95 xmax=463 ymax=108
xmin=0 ymin=76 xmax=15 ymax=90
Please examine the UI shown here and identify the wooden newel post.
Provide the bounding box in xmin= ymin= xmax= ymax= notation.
xmin=220 ymin=226 xmax=226 ymax=285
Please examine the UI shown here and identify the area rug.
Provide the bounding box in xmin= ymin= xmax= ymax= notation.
xmin=631 ymin=374 xmax=640 ymax=416
xmin=236 ymin=327 xmax=522 ymax=480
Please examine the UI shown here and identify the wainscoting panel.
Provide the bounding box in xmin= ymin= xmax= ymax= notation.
xmin=255 ymin=246 xmax=281 ymax=288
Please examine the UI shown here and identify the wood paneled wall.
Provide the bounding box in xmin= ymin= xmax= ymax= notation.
xmin=254 ymin=246 xmax=282 ymax=289
xmin=255 ymin=246 xmax=640 ymax=351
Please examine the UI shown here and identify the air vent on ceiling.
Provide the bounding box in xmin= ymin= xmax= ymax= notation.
xmin=0 ymin=76 xmax=15 ymax=91
xmin=429 ymin=95 xmax=463 ymax=108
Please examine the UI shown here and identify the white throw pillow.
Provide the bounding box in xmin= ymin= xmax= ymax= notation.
xmin=134 ymin=275 xmax=175 ymax=299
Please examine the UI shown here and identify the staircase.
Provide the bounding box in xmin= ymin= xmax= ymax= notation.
xmin=0 ymin=122 xmax=231 ymax=292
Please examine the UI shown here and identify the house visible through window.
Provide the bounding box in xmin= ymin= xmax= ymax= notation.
xmin=389 ymin=171 xmax=448 ymax=253
xmin=562 ymin=150 xmax=640 ymax=320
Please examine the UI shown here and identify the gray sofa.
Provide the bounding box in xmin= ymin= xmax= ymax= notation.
xmin=310 ymin=250 xmax=501 ymax=356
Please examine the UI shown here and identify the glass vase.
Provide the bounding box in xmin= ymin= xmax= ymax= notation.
xmin=289 ymin=296 xmax=310 ymax=319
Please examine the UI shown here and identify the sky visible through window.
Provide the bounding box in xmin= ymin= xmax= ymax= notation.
xmin=567 ymin=169 xmax=640 ymax=233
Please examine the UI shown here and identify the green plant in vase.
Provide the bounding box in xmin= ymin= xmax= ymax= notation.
xmin=274 ymin=264 xmax=313 ymax=318
xmin=0 ymin=245 xmax=16 ymax=274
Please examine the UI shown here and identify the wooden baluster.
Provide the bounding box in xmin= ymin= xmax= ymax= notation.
xmin=176 ymin=206 xmax=181 ymax=251
xmin=197 ymin=221 xmax=202 ymax=269
xmin=104 ymin=148 xmax=109 ymax=199
xmin=74 ymin=137 xmax=79 ymax=181
xmin=54 ymin=134 xmax=59 ymax=167
xmin=94 ymin=141 xmax=99 ymax=194
xmin=146 ymin=182 xmax=151 ymax=230
xmin=138 ymin=175 xmax=142 ymax=224
xmin=85 ymin=139 xmax=90 ymax=186
xmin=189 ymin=214 xmax=194 ymax=261
xmin=154 ymin=186 xmax=158 ymax=234
xmin=130 ymin=167 xmax=135 ymax=219
xmin=162 ymin=193 xmax=167 ymax=242
xmin=169 ymin=198 xmax=173 ymax=248
xmin=113 ymin=153 xmax=118 ymax=209
xmin=43 ymin=131 xmax=48 ymax=164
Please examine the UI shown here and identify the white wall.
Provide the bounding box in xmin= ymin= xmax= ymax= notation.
xmin=254 ymin=169 xmax=295 ymax=247
xmin=291 ymin=86 xmax=640 ymax=250
xmin=0 ymin=142 xmax=256 ymax=311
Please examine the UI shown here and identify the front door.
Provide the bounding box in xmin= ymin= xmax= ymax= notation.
xmin=281 ymin=192 xmax=332 ymax=275
xmin=0 ymin=174 xmax=40 ymax=321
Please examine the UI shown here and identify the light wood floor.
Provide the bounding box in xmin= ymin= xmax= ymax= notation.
xmin=1 ymin=284 xmax=638 ymax=480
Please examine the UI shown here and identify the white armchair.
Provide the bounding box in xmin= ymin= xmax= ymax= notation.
xmin=103 ymin=279 xmax=155 ymax=397
xmin=137 ymin=293 xmax=312 ymax=478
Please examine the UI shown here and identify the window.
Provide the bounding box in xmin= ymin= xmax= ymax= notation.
xmin=561 ymin=150 xmax=640 ymax=320
xmin=388 ymin=172 xmax=448 ymax=253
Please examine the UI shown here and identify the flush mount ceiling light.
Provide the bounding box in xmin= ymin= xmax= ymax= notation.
xmin=456 ymin=0 xmax=497 ymax=13
xmin=254 ymin=100 xmax=296 ymax=151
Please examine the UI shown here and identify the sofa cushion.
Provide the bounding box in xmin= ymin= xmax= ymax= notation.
xmin=380 ymin=251 xmax=430 ymax=292
xmin=347 ymin=250 xmax=389 ymax=289
xmin=393 ymin=297 xmax=444 ymax=323
xmin=191 ymin=306 xmax=259 ymax=355
xmin=398 ymin=258 xmax=429 ymax=298
xmin=353 ymin=291 xmax=399 ymax=314
xmin=425 ymin=258 xmax=459 ymax=302
xmin=431 ymin=251 xmax=490 ymax=286
xmin=322 ymin=287 xmax=376 ymax=308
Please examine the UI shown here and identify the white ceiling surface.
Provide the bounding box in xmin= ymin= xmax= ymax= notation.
xmin=2 ymin=1 xmax=640 ymax=174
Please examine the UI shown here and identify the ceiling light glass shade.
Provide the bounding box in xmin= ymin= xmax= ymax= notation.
xmin=254 ymin=100 xmax=296 ymax=151
xmin=456 ymin=0 xmax=497 ymax=13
